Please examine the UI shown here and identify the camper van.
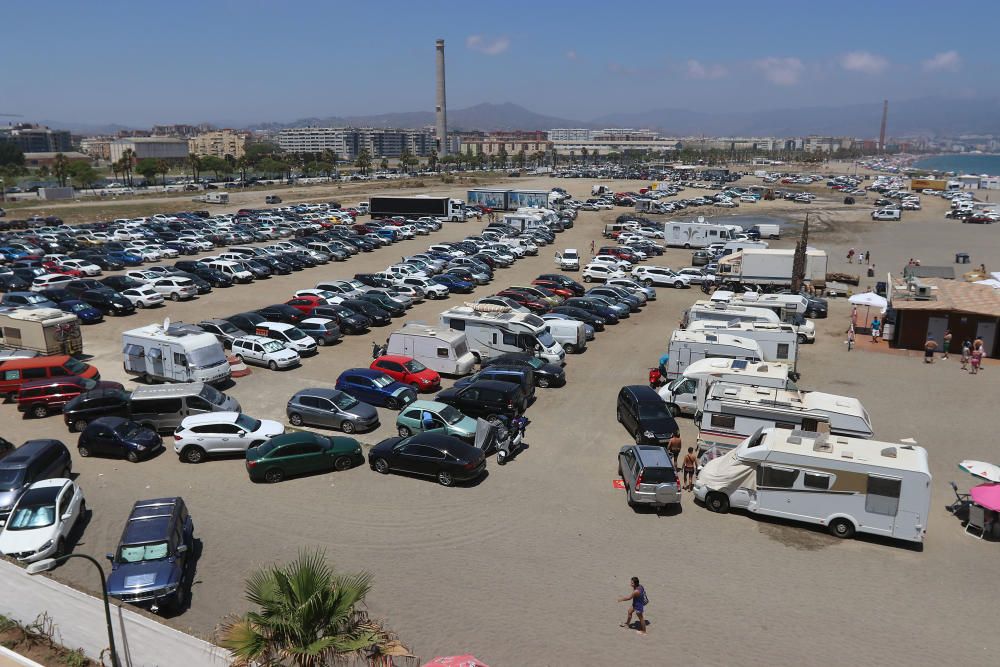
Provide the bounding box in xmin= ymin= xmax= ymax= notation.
xmin=122 ymin=321 xmax=231 ymax=385
xmin=694 ymin=428 xmax=931 ymax=544
xmin=440 ymin=305 xmax=565 ymax=365
xmin=665 ymin=330 xmax=762 ymax=380
xmin=0 ymin=307 xmax=82 ymax=355
xmin=720 ymin=240 xmax=769 ymax=257
xmin=686 ymin=320 xmax=799 ymax=369
xmin=664 ymin=221 xmax=734 ymax=248
xmin=713 ymin=292 xmax=816 ymax=342
xmin=682 ymin=301 xmax=782 ymax=329
xmin=386 ymin=323 xmax=477 ymax=376
xmin=696 ymin=382 xmax=874 ymax=453
xmin=657 ymin=358 xmax=796 ymax=417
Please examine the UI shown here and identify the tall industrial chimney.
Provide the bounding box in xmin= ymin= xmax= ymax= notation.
xmin=878 ymin=99 xmax=888 ymax=153
xmin=435 ymin=39 xmax=449 ymax=156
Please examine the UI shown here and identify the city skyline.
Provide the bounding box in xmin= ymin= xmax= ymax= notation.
xmin=4 ymin=0 xmax=995 ymax=127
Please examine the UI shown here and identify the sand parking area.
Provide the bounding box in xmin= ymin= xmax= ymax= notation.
xmin=4 ymin=172 xmax=1000 ymax=665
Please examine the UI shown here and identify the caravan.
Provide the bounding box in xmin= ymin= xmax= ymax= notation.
xmin=122 ymin=321 xmax=231 ymax=385
xmin=664 ymin=221 xmax=734 ymax=248
xmin=0 ymin=307 xmax=82 ymax=355
xmin=694 ymin=428 xmax=931 ymax=544
xmin=682 ymin=300 xmax=782 ymax=329
xmin=665 ymin=330 xmax=762 ymax=380
xmin=686 ymin=320 xmax=800 ymax=369
xmin=696 ymin=382 xmax=874 ymax=453
xmin=440 ymin=305 xmax=565 ymax=365
xmin=386 ymin=324 xmax=477 ymax=376
xmin=657 ymin=358 xmax=795 ymax=417
xmin=713 ymin=292 xmax=816 ymax=342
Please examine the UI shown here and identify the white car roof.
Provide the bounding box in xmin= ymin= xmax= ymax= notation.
xmin=180 ymin=411 xmax=242 ymax=428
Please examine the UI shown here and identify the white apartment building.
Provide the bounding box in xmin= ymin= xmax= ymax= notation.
xmin=110 ymin=137 xmax=189 ymax=162
xmin=276 ymin=127 xmax=434 ymax=158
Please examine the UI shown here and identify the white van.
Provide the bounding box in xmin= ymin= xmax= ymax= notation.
xmin=205 ymin=259 xmax=254 ymax=284
xmin=871 ymin=208 xmax=901 ymax=221
xmin=554 ymin=248 xmax=580 ymax=270
xmin=749 ymin=223 xmax=780 ymax=239
xmin=539 ymin=317 xmax=587 ymax=354
xmin=658 ymin=358 xmax=796 ymax=417
xmin=695 ymin=428 xmax=931 ymax=544
xmin=386 ymin=323 xmax=476 ymax=376
xmin=254 ymin=322 xmax=318 ymax=356
xmin=665 ymin=330 xmax=762 ymax=380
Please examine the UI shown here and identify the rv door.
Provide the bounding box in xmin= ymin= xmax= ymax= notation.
xmin=402 ymin=335 xmax=413 ymax=357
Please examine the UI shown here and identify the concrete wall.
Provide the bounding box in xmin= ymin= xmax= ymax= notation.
xmin=0 ymin=560 xmax=229 ymax=667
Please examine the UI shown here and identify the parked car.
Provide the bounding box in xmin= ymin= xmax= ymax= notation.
xmin=172 ymin=411 xmax=284 ymax=463
xmin=79 ymin=288 xmax=135 ymax=316
xmin=57 ymin=299 xmax=104 ymax=324
xmin=61 ymin=388 xmax=131 ymax=432
xmin=296 ymin=317 xmax=342 ymax=346
xmin=77 ymin=417 xmax=164 ymax=462
xmin=370 ymin=355 xmax=441 ymax=392
xmin=197 ymin=318 xmax=243 ymax=348
xmin=616 ymin=385 xmax=679 ymax=447
xmin=0 ymin=439 xmax=73 ymax=526
xmin=394 ymin=400 xmax=477 ymax=439
xmin=618 ymin=444 xmax=681 ymax=510
xmin=335 ymin=368 xmax=417 ymax=409
xmin=0 ymin=478 xmax=85 ymax=562
xmin=481 ymin=352 xmax=567 ymax=388
xmin=435 ymin=379 xmax=527 ymax=420
xmin=245 ymin=431 xmax=363 ymax=482
xmin=231 ymin=335 xmax=300 ymax=370
xmin=120 ymin=285 xmax=165 ymax=308
xmin=225 ymin=311 xmax=266 ymax=335
xmin=105 ymin=497 xmax=194 ymax=613
xmin=286 ymin=387 xmax=379 ymax=434
xmin=17 ymin=376 xmax=123 ymax=419
xmin=368 ymin=432 xmax=486 ymax=486
xmin=255 ymin=303 xmax=305 ymax=325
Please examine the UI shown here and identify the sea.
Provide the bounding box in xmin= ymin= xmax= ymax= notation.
xmin=911 ymin=154 xmax=1000 ymax=177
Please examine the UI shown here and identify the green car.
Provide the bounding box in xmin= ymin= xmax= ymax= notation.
xmin=245 ymin=431 xmax=362 ymax=483
xmin=395 ymin=400 xmax=477 ymax=440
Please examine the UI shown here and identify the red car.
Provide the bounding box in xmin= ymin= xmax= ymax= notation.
xmin=494 ymin=289 xmax=548 ymax=313
xmin=531 ymin=279 xmax=574 ymax=299
xmin=370 ymin=355 xmax=441 ymax=392
xmin=285 ymin=295 xmax=326 ymax=315
xmin=42 ymin=261 xmax=84 ymax=277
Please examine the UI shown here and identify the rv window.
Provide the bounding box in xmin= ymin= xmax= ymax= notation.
xmin=449 ymin=319 xmax=465 ymax=331
xmin=776 ymin=343 xmax=790 ymax=359
xmin=803 ymin=472 xmax=831 ymax=490
xmin=173 ymin=353 xmax=188 ymax=366
xmin=865 ymin=476 xmax=901 ymax=516
xmin=436 ymin=347 xmax=449 ymax=358
xmin=758 ymin=465 xmax=798 ymax=488
xmin=710 ymin=414 xmax=736 ymax=429
xmin=502 ymin=332 xmax=517 ymax=346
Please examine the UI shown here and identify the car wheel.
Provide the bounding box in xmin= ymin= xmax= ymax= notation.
xmin=828 ymin=518 xmax=855 ymax=539
xmin=643 ymin=278 xmax=653 ymax=287
xmin=170 ymin=292 xmax=180 ymax=301
xmin=268 ymin=360 xmax=278 ymax=371
xmin=674 ymin=281 xmax=684 ymax=289
xmin=537 ymin=376 xmax=551 ymax=388
xmin=78 ymin=445 xmax=91 ymax=457
xmin=798 ymin=334 xmax=808 ymax=344
xmin=126 ymin=450 xmax=140 ymax=463
xmin=564 ymin=343 xmax=576 ymax=354
xmin=373 ymin=457 xmax=390 ymax=474
xmin=264 ymin=468 xmax=284 ymax=483
xmin=334 ymin=455 xmax=354 ymax=471
xmin=706 ymin=492 xmax=730 ymax=513
xmin=583 ymin=275 xmax=592 ymax=283
xmin=316 ymin=337 xmax=326 ymax=346
xmin=234 ymin=354 xmax=244 ymax=363
xmin=684 ymin=243 xmax=691 ymax=249
xmin=182 ymin=446 xmax=206 ymax=464
xmin=136 ymin=300 xmax=145 ymax=308
xmin=437 ymin=470 xmax=454 ymax=486
xmin=385 ymin=397 xmax=399 ymax=410
xmin=32 ymin=404 xmax=49 ymax=419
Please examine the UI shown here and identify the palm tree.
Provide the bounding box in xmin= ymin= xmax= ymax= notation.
xmin=187 ymin=153 xmax=202 ymax=181
xmin=52 ymin=153 xmax=69 ymax=187
xmin=355 ymin=150 xmax=371 ymax=176
xmin=428 ymin=149 xmax=438 ymax=172
xmin=120 ymin=148 xmax=135 ymax=186
xmin=219 ymin=550 xmax=408 ymax=667
xmin=155 ymin=159 xmax=170 ymax=186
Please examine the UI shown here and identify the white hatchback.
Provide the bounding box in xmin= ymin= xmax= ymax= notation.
xmin=121 ymin=286 xmax=165 ymax=308
xmin=0 ymin=478 xmax=84 ymax=563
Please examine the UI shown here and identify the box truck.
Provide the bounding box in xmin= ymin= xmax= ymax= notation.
xmin=716 ymin=248 xmax=828 ymax=289
xmin=369 ymin=196 xmax=466 ymax=221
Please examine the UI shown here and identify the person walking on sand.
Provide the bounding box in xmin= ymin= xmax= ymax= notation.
xmin=924 ymin=337 xmax=937 ymax=363
xmin=870 ymin=317 xmax=880 ymax=343
xmin=668 ymin=431 xmax=682 ymax=468
xmin=942 ymin=330 xmax=952 ymax=359
xmin=970 ymin=346 xmax=984 ymax=374
xmin=619 ymin=577 xmax=647 ymax=635
xmin=961 ymin=340 xmax=972 ymax=370
xmin=865 ymin=250 xmax=871 ymax=265
xmin=847 ymin=325 xmax=855 ymax=351
xmin=682 ymin=447 xmax=698 ymax=491
xmin=847 ymin=248 xmax=855 ymax=263
xmin=590 ymin=239 xmax=595 ymax=255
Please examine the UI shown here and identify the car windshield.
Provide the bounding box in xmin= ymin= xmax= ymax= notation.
xmin=188 ymin=344 xmax=226 ymax=369
xmin=285 ymin=328 xmax=306 ymax=340
xmin=537 ymin=331 xmax=556 ymax=348
xmin=235 ymin=413 xmax=261 ymax=432
xmin=403 ymin=360 xmax=427 ymax=373
xmin=6 ymin=503 xmax=56 ymax=531
xmin=0 ymin=469 xmax=26 ymax=492
xmin=439 ymin=404 xmax=464 ymax=425
xmin=198 ymin=384 xmax=226 ymax=406
xmin=24 ymin=294 xmax=47 ymax=304
xmin=639 ymin=402 xmax=672 ymax=419
xmin=371 ymin=375 xmax=393 ymax=388
xmin=63 ymin=357 xmax=88 ymax=374
xmin=118 ymin=541 xmax=170 ymax=563
xmin=332 ymin=392 xmax=359 ymax=410
xmin=114 ymin=420 xmax=144 ymax=438
xmin=69 ymin=303 xmax=88 ymax=312
xmin=262 ymin=340 xmax=285 ymax=353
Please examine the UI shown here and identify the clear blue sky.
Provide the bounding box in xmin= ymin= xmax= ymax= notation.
xmin=3 ymin=0 xmax=994 ymax=127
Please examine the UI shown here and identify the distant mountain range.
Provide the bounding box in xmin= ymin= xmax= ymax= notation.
xmin=34 ymin=97 xmax=1000 ymax=138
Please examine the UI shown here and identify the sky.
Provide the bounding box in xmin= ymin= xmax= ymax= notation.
xmin=2 ymin=0 xmax=996 ymax=128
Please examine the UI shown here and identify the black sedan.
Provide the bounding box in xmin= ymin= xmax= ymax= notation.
xmin=482 ymin=352 xmax=567 ymax=388
xmin=80 ymin=288 xmax=135 ymax=316
xmin=368 ymin=432 xmax=486 ymax=486
xmin=548 ymin=305 xmax=606 ymax=331
xmin=340 ymin=299 xmax=391 ymax=326
xmin=99 ymin=275 xmax=145 ymax=293
xmin=357 ymin=292 xmax=405 ymax=318
xmin=312 ymin=305 xmax=370 ymax=335
xmin=563 ymin=297 xmax=620 ymax=324
xmin=255 ymin=303 xmax=305 ymax=325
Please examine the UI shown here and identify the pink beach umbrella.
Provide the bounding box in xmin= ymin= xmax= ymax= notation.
xmin=970 ymin=484 xmax=1000 ymax=512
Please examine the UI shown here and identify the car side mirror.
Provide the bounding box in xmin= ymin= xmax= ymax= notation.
xmin=237 ymin=430 xmax=246 ymax=437
xmin=105 ymin=553 xmax=114 ymax=562
xmin=176 ymin=544 xmax=188 ymax=555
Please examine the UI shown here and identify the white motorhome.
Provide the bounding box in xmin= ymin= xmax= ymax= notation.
xmin=440 ymin=305 xmax=565 ymax=365
xmin=713 ymin=292 xmax=816 ymax=342
xmin=122 ymin=321 xmax=231 ymax=385
xmin=386 ymin=323 xmax=477 ymax=376
xmin=658 ymin=358 xmax=796 ymax=417
xmin=696 ymin=382 xmax=874 ymax=453
xmin=664 ymin=221 xmax=735 ymax=248
xmin=686 ymin=320 xmax=799 ymax=369
xmin=665 ymin=330 xmax=762 ymax=380
xmin=502 ymin=213 xmax=545 ymax=233
xmin=694 ymin=428 xmax=931 ymax=544
xmin=682 ymin=301 xmax=782 ymax=329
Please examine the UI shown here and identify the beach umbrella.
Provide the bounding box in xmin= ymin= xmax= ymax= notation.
xmin=422 ymin=656 xmax=490 ymax=667
xmin=958 ymin=460 xmax=1000 ymax=483
xmin=970 ymin=483 xmax=1000 ymax=512
xmin=849 ymin=292 xmax=887 ymax=327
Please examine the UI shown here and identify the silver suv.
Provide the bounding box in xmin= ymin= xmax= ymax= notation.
xmin=618 ymin=445 xmax=681 ymax=510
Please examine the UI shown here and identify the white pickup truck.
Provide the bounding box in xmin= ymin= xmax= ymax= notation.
xmin=554 ymin=248 xmax=580 ymax=270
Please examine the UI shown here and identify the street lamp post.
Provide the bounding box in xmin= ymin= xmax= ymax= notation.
xmin=26 ymin=554 xmax=120 ymax=667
